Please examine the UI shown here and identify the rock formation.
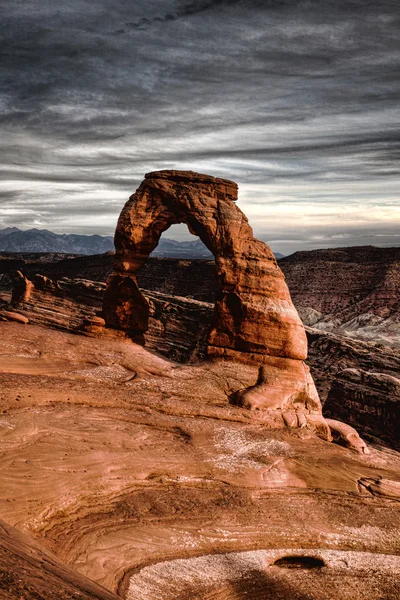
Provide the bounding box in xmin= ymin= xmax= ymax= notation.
xmin=2 ymin=233 xmax=399 ymax=597
xmin=10 ymin=270 xmax=33 ymax=305
xmin=279 ymin=246 xmax=400 ymax=348
xmin=305 ymin=327 xmax=400 ymax=402
xmin=0 ymin=519 xmax=120 ymax=600
xmin=0 ymin=310 xmax=29 ymax=324
xmin=324 ymin=368 xmax=400 ymax=449
xmin=3 ymin=271 xmax=213 ymax=362
xmin=325 ymin=418 xmax=370 ymax=455
xmin=102 ymin=170 xmax=328 ymax=431
xmin=6 ymin=266 xmax=397 ymax=448
xmin=103 ymin=170 xmax=306 ymax=361
xmin=3 ymin=245 xmax=398 ymax=351
xmin=0 ymin=321 xmax=399 ymax=599
xmin=10 ymin=246 xmax=389 ymax=449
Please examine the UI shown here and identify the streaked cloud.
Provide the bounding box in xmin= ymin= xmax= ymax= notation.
xmin=0 ymin=0 xmax=399 ymax=253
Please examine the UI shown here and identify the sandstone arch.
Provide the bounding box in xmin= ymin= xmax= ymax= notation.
xmin=103 ymin=170 xmax=307 ymax=362
xmin=102 ymin=170 xmax=331 ymax=433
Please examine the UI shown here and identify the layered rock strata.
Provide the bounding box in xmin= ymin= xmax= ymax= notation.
xmin=0 ymin=519 xmax=119 ymax=600
xmin=3 ymin=272 xmax=212 ymax=362
xmin=306 ymin=328 xmax=400 ymax=403
xmin=2 ymin=246 xmax=398 ymax=351
xmin=0 ymin=322 xmax=399 ymax=598
xmin=324 ymin=369 xmax=400 ymax=449
xmin=280 ymin=246 xmax=400 ymax=348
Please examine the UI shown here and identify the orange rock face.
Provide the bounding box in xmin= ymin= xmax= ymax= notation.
xmin=103 ymin=170 xmax=307 ymax=360
xmin=10 ymin=270 xmax=34 ymax=305
xmin=102 ymin=170 xmax=330 ymax=430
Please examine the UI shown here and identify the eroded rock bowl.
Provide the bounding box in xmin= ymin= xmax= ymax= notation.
xmin=127 ymin=549 xmax=400 ymax=600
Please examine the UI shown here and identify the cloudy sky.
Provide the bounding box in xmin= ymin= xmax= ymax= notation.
xmin=1 ymin=0 xmax=399 ymax=254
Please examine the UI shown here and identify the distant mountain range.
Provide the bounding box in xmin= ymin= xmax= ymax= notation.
xmin=151 ymin=238 xmax=213 ymax=258
xmin=0 ymin=227 xmax=284 ymax=259
xmin=0 ymin=228 xmax=114 ymax=255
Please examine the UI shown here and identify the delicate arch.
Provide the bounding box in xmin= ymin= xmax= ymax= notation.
xmin=103 ymin=170 xmax=307 ymax=361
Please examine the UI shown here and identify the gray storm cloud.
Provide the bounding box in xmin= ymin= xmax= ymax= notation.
xmin=0 ymin=0 xmax=399 ymax=253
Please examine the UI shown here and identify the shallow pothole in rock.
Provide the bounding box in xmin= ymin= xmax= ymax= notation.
xmin=272 ymin=555 xmax=325 ymax=569
xmin=127 ymin=549 xmax=400 ymax=600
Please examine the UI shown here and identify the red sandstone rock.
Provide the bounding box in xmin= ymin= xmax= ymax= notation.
xmin=0 ymin=518 xmax=120 ymax=600
xmin=101 ymin=170 xmax=329 ymax=432
xmin=325 ymin=418 xmax=369 ymax=454
xmin=103 ymin=170 xmax=307 ymax=361
xmin=0 ymin=310 xmax=29 ymax=324
xmin=10 ymin=270 xmax=34 ymax=305
xmin=80 ymin=315 xmax=106 ymax=335
xmin=358 ymin=476 xmax=400 ymax=499
xmin=85 ymin=316 xmax=106 ymax=327
xmin=0 ymin=323 xmax=398 ymax=599
xmin=230 ymin=359 xmax=320 ymax=409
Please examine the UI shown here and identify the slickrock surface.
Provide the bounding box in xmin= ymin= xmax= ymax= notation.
xmin=0 ymin=519 xmax=120 ymax=600
xmin=128 ymin=548 xmax=400 ymax=600
xmin=0 ymin=322 xmax=400 ymax=599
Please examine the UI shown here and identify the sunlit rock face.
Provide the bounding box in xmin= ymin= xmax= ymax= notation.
xmin=103 ymin=170 xmax=307 ymax=361
xmin=102 ymin=170 xmax=329 ymax=434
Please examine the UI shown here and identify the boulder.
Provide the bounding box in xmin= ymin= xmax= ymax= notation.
xmin=0 ymin=310 xmax=29 ymax=324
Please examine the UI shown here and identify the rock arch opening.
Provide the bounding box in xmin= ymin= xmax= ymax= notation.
xmin=135 ymin=226 xmax=218 ymax=363
xmin=139 ymin=227 xmax=217 ymax=303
